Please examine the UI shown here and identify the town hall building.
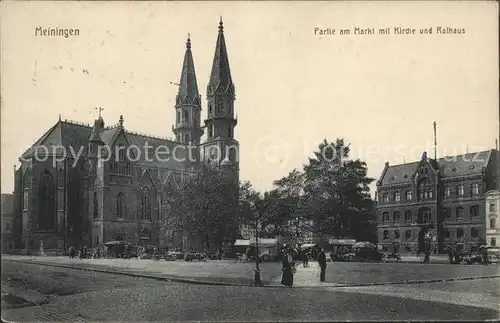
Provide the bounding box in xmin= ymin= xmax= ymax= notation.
xmin=11 ymin=20 xmax=240 ymax=254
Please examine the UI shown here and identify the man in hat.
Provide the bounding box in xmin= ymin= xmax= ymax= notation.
xmin=318 ymin=248 xmax=327 ymax=282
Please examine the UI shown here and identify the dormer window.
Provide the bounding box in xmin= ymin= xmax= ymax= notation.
xmin=452 ymin=167 xmax=457 ymax=172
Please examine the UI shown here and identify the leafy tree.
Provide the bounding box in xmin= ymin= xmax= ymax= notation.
xmin=162 ymin=165 xmax=239 ymax=251
xmin=303 ymin=139 xmax=375 ymax=242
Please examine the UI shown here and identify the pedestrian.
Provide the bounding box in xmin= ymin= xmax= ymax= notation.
xmin=423 ymin=232 xmax=431 ymax=264
xmin=318 ymin=248 xmax=327 ymax=282
xmin=304 ymin=251 xmax=309 ymax=267
xmin=482 ymin=247 xmax=488 ymax=265
xmin=281 ymin=248 xmax=295 ymax=287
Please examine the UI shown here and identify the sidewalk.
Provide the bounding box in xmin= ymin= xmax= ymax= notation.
xmin=400 ymin=255 xmax=450 ymax=264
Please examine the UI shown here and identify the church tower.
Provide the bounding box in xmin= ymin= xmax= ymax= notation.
xmin=201 ymin=19 xmax=239 ymax=182
xmin=172 ymin=36 xmax=203 ymax=145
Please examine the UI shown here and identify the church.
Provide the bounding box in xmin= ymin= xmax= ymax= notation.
xmin=11 ymin=19 xmax=240 ymax=254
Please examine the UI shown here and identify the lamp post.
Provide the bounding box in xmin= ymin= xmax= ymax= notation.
xmin=254 ymin=211 xmax=261 ymax=286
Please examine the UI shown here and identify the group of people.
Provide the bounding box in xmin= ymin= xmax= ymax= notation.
xmin=67 ymin=245 xmax=89 ymax=259
xmin=281 ymin=247 xmax=328 ymax=287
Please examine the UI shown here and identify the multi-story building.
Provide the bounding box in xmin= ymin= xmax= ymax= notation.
xmin=485 ymin=190 xmax=500 ymax=247
xmin=1 ymin=193 xmax=15 ymax=253
xmin=11 ymin=20 xmax=240 ymax=254
xmin=376 ymin=149 xmax=500 ymax=254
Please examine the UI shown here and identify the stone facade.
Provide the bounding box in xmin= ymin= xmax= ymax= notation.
xmin=485 ymin=190 xmax=500 ymax=247
xmin=11 ymin=20 xmax=239 ymax=254
xmin=376 ymin=149 xmax=500 ymax=254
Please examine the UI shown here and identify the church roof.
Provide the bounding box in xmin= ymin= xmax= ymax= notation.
xmin=20 ymin=118 xmax=199 ymax=171
xmin=378 ymin=150 xmax=495 ymax=186
xmin=207 ymin=19 xmax=234 ymax=96
xmin=176 ymin=36 xmax=201 ymax=106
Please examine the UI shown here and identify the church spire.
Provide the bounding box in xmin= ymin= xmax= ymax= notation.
xmin=207 ymin=18 xmax=234 ymax=96
xmin=176 ymin=34 xmax=200 ymax=106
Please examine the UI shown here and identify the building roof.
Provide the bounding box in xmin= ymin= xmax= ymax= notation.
xmin=20 ymin=118 xmax=198 ymax=171
xmin=378 ymin=150 xmax=496 ymax=186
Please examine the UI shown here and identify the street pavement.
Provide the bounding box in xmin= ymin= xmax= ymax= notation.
xmin=2 ymin=261 xmax=499 ymax=321
xmin=3 ymin=255 xmax=499 ymax=287
xmin=2 ymin=258 xmax=499 ymax=321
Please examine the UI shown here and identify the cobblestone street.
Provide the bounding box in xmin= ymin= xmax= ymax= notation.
xmin=2 ymin=258 xmax=499 ymax=321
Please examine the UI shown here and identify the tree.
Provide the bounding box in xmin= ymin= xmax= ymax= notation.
xmin=162 ymin=165 xmax=239 ymax=251
xmin=303 ymin=139 xmax=375 ymax=242
xmin=272 ymin=169 xmax=312 ymax=244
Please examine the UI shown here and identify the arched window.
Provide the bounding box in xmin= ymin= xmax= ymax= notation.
xmin=93 ymin=192 xmax=98 ymax=218
xmin=37 ymin=170 xmax=55 ymax=230
xmin=418 ymin=178 xmax=431 ymax=200
xmin=116 ymin=193 xmax=124 ymax=218
xmin=139 ymin=187 xmax=151 ymax=220
xmin=227 ymin=126 xmax=232 ymax=138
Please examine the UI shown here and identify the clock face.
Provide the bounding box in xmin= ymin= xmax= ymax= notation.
xmin=207 ymin=145 xmax=219 ymax=163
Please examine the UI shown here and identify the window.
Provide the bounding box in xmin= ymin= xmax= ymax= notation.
xmin=445 ymin=187 xmax=451 ymax=197
xmin=37 ymin=170 xmax=55 ymax=230
xmin=405 ymin=246 xmax=412 ymax=253
xmin=394 ymin=230 xmax=400 ymax=239
xmin=227 ymin=126 xmax=232 ymax=138
xmin=94 ymin=236 xmax=99 ymax=245
xmin=418 ymin=207 xmax=431 ymax=224
xmin=139 ymin=187 xmax=152 ymax=221
xmin=490 ymin=203 xmax=497 ymax=212
xmin=23 ymin=191 xmax=29 ymax=210
xmin=382 ymin=212 xmax=390 ymax=222
xmin=428 ymin=190 xmax=433 ymax=199
xmin=183 ymin=110 xmax=188 ymax=122
xmin=404 ymin=210 xmax=413 ymax=222
xmin=405 ymin=230 xmax=412 ymax=240
xmin=490 ymin=217 xmax=496 ymax=229
xmin=208 ymin=125 xmax=213 ymax=138
xmin=457 ymin=184 xmax=464 ymax=197
xmin=208 ymin=101 xmax=213 ymax=115
xmin=472 ymin=183 xmax=479 ymax=195
xmin=405 ymin=190 xmax=412 ymax=201
xmin=418 ymin=178 xmax=430 ymax=200
xmin=93 ymin=192 xmax=98 ymax=218
xmin=383 ymin=230 xmax=389 ymax=240
xmin=457 ymin=228 xmax=464 ymax=239
xmin=443 ymin=207 xmax=451 ymax=219
xmin=116 ymin=193 xmax=124 ymax=218
xmin=216 ymin=102 xmax=223 ymax=114
xmin=491 ymin=238 xmax=497 ymax=247
xmin=456 ymin=206 xmax=464 ymax=219
xmin=177 ymin=111 xmax=180 ymax=123
xmin=443 ymin=228 xmax=450 ymax=239
xmin=394 ymin=192 xmax=401 ymax=202
xmin=470 ymin=205 xmax=479 ymax=218
xmin=471 ymin=227 xmax=479 ymax=238
xmin=393 ymin=211 xmax=401 ymax=222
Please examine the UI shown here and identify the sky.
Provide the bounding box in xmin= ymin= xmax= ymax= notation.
xmin=1 ymin=1 xmax=499 ymax=196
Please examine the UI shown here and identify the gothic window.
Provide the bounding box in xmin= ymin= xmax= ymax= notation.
xmin=24 ymin=169 xmax=31 ymax=189
xmin=23 ymin=191 xmax=29 ymax=210
xmin=93 ymin=192 xmax=98 ymax=218
xmin=177 ymin=111 xmax=181 ymax=123
xmin=216 ymin=102 xmax=223 ymax=114
xmin=183 ymin=110 xmax=189 ymax=122
xmin=139 ymin=187 xmax=151 ymax=221
xmin=37 ymin=170 xmax=55 ymax=231
xmin=456 ymin=206 xmax=464 ymax=219
xmin=116 ymin=192 xmax=124 ymax=218
xmin=208 ymin=101 xmax=213 ymax=115
xmin=382 ymin=212 xmax=390 ymax=222
xmin=208 ymin=125 xmax=214 ymax=138
xmin=393 ymin=211 xmax=401 ymax=222
xmin=227 ymin=126 xmax=232 ymax=138
xmin=405 ymin=190 xmax=412 ymax=201
xmin=418 ymin=178 xmax=430 ymax=200
xmin=418 ymin=207 xmax=431 ymax=224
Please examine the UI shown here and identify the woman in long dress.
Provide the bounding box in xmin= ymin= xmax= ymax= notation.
xmin=281 ymin=249 xmax=294 ymax=287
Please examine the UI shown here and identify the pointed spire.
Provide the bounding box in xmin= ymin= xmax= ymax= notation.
xmin=208 ymin=18 xmax=233 ymax=96
xmin=89 ymin=116 xmax=104 ymax=143
xmin=177 ymin=34 xmax=200 ymax=106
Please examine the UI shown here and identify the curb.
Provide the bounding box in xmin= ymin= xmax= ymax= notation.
xmin=1 ymin=283 xmax=50 ymax=306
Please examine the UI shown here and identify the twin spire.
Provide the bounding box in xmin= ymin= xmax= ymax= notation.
xmin=176 ymin=18 xmax=233 ymax=105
